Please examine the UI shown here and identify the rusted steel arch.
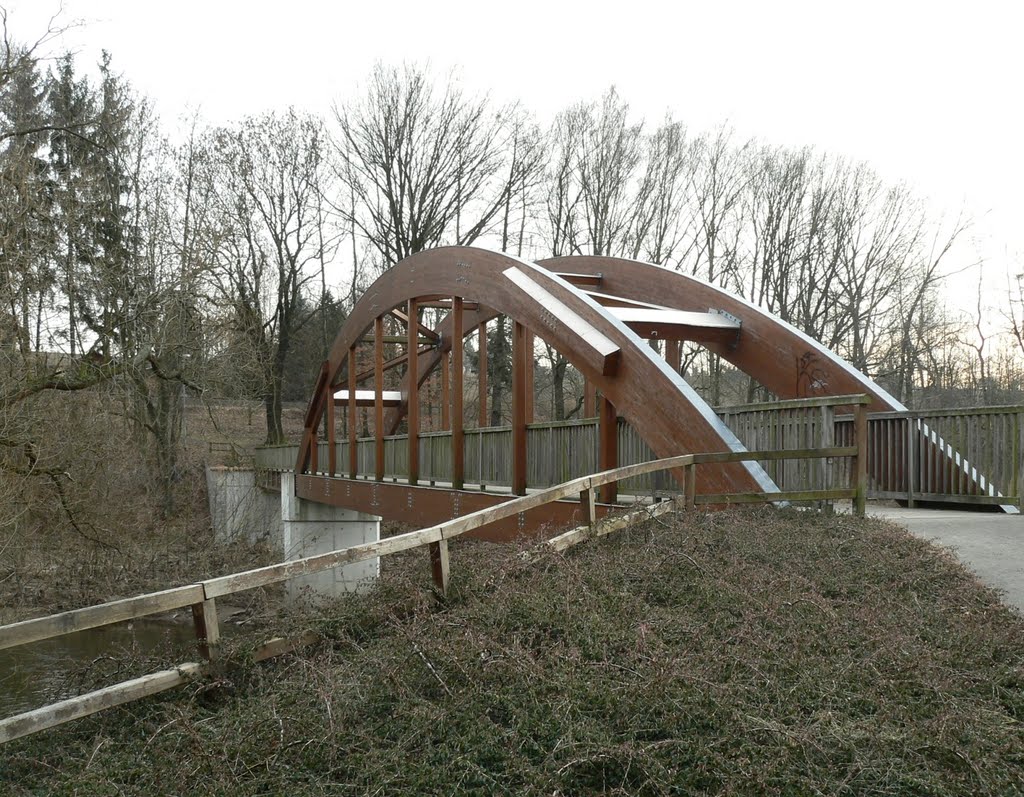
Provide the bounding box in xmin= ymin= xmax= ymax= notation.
xmin=297 ymin=246 xmax=777 ymax=498
xmin=539 ymin=255 xmax=906 ymax=413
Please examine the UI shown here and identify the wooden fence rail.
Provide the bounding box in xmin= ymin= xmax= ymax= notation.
xmin=0 ymin=403 xmax=869 ymax=744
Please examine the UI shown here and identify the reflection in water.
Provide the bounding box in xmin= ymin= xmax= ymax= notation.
xmin=0 ymin=619 xmax=198 ymax=717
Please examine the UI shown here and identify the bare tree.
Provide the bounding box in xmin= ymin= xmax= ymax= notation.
xmin=206 ymin=109 xmax=338 ymax=443
xmin=334 ymin=63 xmax=515 ymax=271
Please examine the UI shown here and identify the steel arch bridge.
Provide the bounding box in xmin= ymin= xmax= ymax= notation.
xmin=289 ymin=247 xmax=919 ymax=540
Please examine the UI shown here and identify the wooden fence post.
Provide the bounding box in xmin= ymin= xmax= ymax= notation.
xmin=1017 ymin=411 xmax=1023 ymax=508
xmin=906 ymin=415 xmax=916 ymax=508
xmin=854 ymin=401 xmax=868 ymax=518
xmin=685 ymin=462 xmax=697 ymax=510
xmin=429 ymin=540 xmax=450 ymax=596
xmin=191 ymin=598 xmax=220 ymax=661
xmin=580 ymin=484 xmax=596 ymax=530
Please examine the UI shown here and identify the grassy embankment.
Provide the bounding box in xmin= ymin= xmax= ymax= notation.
xmin=5 ymin=507 xmax=1024 ymax=796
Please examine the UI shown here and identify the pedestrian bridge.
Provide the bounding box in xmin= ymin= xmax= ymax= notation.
xmin=268 ymin=246 xmax=1020 ymax=536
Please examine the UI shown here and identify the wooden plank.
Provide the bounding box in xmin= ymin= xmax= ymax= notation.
xmin=868 ymin=404 xmax=1024 ymax=420
xmin=441 ymin=351 xmax=450 ymax=430
xmin=584 ymin=378 xmax=596 ymax=418
xmin=0 ymin=663 xmax=204 ymax=744
xmin=695 ymin=489 xmax=856 ymax=505
xmin=348 ymin=346 xmax=358 ymax=479
xmin=665 ymin=339 xmax=681 ymax=373
xmin=0 ymin=585 xmax=205 ymax=651
xmin=1017 ymin=412 xmax=1023 ymax=502
xmin=599 ymin=397 xmax=618 ymax=503
xmin=407 ymin=298 xmax=419 ymax=486
xmin=547 ymin=497 xmax=680 ymax=553
xmin=374 ymin=317 xmax=384 ymax=481
xmin=854 ymin=403 xmax=867 ymax=517
xmin=335 ymin=389 xmax=403 ymax=407
xmin=203 ymin=526 xmax=447 ymax=598
xmin=906 ymin=417 xmax=916 ymax=507
xmin=477 ymin=322 xmax=488 ymax=427
xmin=389 ymin=306 xmax=440 ymax=342
xmin=555 ymin=271 xmax=603 ymax=287
xmin=524 ymin=328 xmax=535 ymax=425
xmin=512 ymin=321 xmax=528 ymax=496
xmin=251 ymin=631 xmax=320 ymax=663
xmin=326 ymin=371 xmax=336 ymax=477
xmin=452 ymin=298 xmax=465 ymax=489
xmin=504 ymin=267 xmax=620 ymax=377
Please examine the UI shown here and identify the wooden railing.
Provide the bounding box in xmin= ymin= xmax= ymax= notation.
xmin=0 ymin=422 xmax=868 ymax=744
xmin=835 ymin=405 xmax=1023 ymax=508
xmin=258 ymin=394 xmax=871 ymax=501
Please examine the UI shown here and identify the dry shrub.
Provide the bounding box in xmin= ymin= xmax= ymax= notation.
xmin=5 ymin=507 xmax=1024 ymax=795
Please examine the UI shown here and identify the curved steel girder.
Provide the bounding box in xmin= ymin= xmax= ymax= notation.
xmin=538 ymin=255 xmax=906 ymax=413
xmin=305 ymin=246 xmax=776 ymax=497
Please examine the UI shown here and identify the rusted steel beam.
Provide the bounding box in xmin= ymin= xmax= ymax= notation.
xmin=295 ymin=475 xmax=614 ymax=542
xmin=374 ymin=317 xmax=384 ymax=481
xmin=407 ymin=298 xmax=419 ymax=486
xmin=452 ymin=297 xmax=465 ymax=489
xmin=512 ymin=321 xmax=528 ymax=496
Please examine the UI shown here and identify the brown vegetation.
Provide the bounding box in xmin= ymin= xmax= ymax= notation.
xmin=4 ymin=508 xmax=1023 ymax=795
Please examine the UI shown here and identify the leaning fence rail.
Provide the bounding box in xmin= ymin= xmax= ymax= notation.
xmin=1 ymin=415 xmax=869 ymax=744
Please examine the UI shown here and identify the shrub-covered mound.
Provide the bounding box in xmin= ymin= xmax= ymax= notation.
xmin=6 ymin=508 xmax=1024 ymax=795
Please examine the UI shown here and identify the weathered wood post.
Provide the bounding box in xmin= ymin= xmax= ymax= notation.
xmin=451 ymin=297 xmax=465 ymax=490
xmin=854 ymin=398 xmax=868 ymax=518
xmin=191 ymin=598 xmax=220 ymax=661
xmin=580 ymin=480 xmax=596 ymax=531
xmin=685 ymin=462 xmax=697 ymax=510
xmin=429 ymin=539 xmax=450 ymax=596
xmin=906 ymin=414 xmax=916 ymax=508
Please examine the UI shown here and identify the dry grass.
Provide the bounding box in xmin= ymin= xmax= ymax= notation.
xmin=5 ymin=507 xmax=1024 ymax=795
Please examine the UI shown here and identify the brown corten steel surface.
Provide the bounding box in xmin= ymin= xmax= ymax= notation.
xmin=540 ymin=255 xmax=902 ymax=413
xmin=303 ymin=247 xmax=768 ymax=506
xmin=294 ymin=475 xmax=614 ymax=542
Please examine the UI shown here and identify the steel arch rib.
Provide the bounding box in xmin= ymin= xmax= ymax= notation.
xmin=303 ymin=246 xmax=777 ymax=498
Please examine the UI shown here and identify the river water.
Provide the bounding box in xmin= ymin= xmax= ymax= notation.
xmin=0 ymin=619 xmax=198 ymax=718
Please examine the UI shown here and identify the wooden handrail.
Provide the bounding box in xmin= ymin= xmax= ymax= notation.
xmin=0 ymin=415 xmax=870 ymax=744
xmin=0 ymin=444 xmax=862 ymax=653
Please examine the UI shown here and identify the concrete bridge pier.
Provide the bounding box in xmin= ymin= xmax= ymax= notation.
xmin=280 ymin=472 xmax=381 ymax=601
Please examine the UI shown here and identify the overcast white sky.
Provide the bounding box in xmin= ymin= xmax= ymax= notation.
xmin=6 ymin=0 xmax=1023 ymax=320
